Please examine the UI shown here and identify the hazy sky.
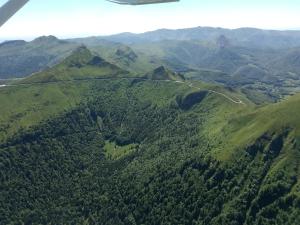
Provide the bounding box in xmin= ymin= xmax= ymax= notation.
xmin=0 ymin=0 xmax=299 ymax=40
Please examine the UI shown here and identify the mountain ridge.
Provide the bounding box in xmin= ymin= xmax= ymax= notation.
xmin=92 ymin=26 xmax=300 ymax=48
xmin=18 ymin=46 xmax=129 ymax=84
xmin=2 ymin=27 xmax=300 ymax=105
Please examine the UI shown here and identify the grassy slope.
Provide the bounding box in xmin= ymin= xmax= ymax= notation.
xmin=0 ymin=82 xmax=90 ymax=142
xmin=19 ymin=46 xmax=129 ymax=84
xmin=206 ymin=93 xmax=300 ymax=200
xmin=3 ymin=44 xmax=299 ymax=162
xmin=1 ymin=44 xmax=250 ymax=144
xmin=0 ymin=46 xmax=130 ymax=142
xmin=104 ymin=140 xmax=138 ymax=160
xmin=0 ymin=68 xmax=248 ymax=144
xmin=2 ymin=40 xmax=300 ymax=200
xmin=1 ymin=60 xmax=300 ymax=223
xmin=221 ymin=93 xmax=300 ymax=154
xmin=70 ymin=39 xmax=160 ymax=74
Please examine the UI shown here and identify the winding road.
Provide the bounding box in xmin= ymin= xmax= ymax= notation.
xmin=0 ymin=77 xmax=245 ymax=105
xmin=186 ymin=82 xmax=245 ymax=105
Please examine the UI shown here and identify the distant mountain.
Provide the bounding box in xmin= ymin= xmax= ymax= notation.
xmin=114 ymin=46 xmax=138 ymax=64
xmin=145 ymin=66 xmax=185 ymax=81
xmin=130 ymin=39 xmax=268 ymax=79
xmin=20 ymin=46 xmax=128 ymax=84
xmin=0 ymin=36 xmax=79 ymax=79
xmin=96 ymin=27 xmax=300 ymax=49
xmin=0 ymin=35 xmax=160 ymax=79
xmin=269 ymin=48 xmax=300 ymax=74
xmin=2 ymin=27 xmax=300 ymax=102
xmin=70 ymin=37 xmax=161 ymax=73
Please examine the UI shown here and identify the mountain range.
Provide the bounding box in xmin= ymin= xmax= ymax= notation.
xmin=0 ymin=27 xmax=300 ymax=224
xmin=1 ymin=27 xmax=300 ymax=104
xmin=87 ymin=27 xmax=300 ymax=48
xmin=0 ymin=36 xmax=78 ymax=78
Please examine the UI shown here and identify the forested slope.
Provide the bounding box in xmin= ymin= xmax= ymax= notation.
xmin=0 ymin=46 xmax=299 ymax=225
xmin=0 ymin=76 xmax=299 ymax=224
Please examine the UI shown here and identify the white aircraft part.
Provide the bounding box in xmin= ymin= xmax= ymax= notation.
xmin=107 ymin=0 xmax=179 ymax=5
xmin=0 ymin=0 xmax=29 ymax=27
xmin=0 ymin=0 xmax=179 ymax=28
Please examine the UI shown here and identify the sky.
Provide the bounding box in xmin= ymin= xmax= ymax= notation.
xmin=0 ymin=0 xmax=299 ymax=40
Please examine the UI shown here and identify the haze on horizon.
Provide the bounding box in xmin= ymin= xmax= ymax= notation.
xmin=0 ymin=0 xmax=299 ymax=41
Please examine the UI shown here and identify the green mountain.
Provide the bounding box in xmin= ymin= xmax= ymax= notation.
xmin=0 ymin=36 xmax=144 ymax=79
xmin=0 ymin=36 xmax=79 ymax=79
xmin=71 ymin=38 xmax=160 ymax=74
xmin=0 ymin=46 xmax=186 ymax=143
xmin=1 ymin=28 xmax=300 ymax=224
xmin=0 ymin=43 xmax=300 ymax=224
xmin=73 ymin=27 xmax=300 ymax=102
xmin=145 ymin=66 xmax=185 ymax=81
xmin=2 ymin=29 xmax=300 ymax=105
xmin=19 ymin=46 xmax=129 ymax=84
xmin=0 ymin=46 xmax=130 ymax=143
xmin=114 ymin=46 xmax=138 ymax=64
xmin=1 ymin=29 xmax=300 ymax=109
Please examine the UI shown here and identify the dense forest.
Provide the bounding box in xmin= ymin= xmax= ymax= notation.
xmin=0 ymin=79 xmax=299 ymax=225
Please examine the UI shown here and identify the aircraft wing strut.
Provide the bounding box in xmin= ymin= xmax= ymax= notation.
xmin=107 ymin=0 xmax=179 ymax=5
xmin=0 ymin=0 xmax=179 ymax=28
xmin=0 ymin=0 xmax=29 ymax=27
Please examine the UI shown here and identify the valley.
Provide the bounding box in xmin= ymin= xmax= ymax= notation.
xmin=0 ymin=27 xmax=300 ymax=225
